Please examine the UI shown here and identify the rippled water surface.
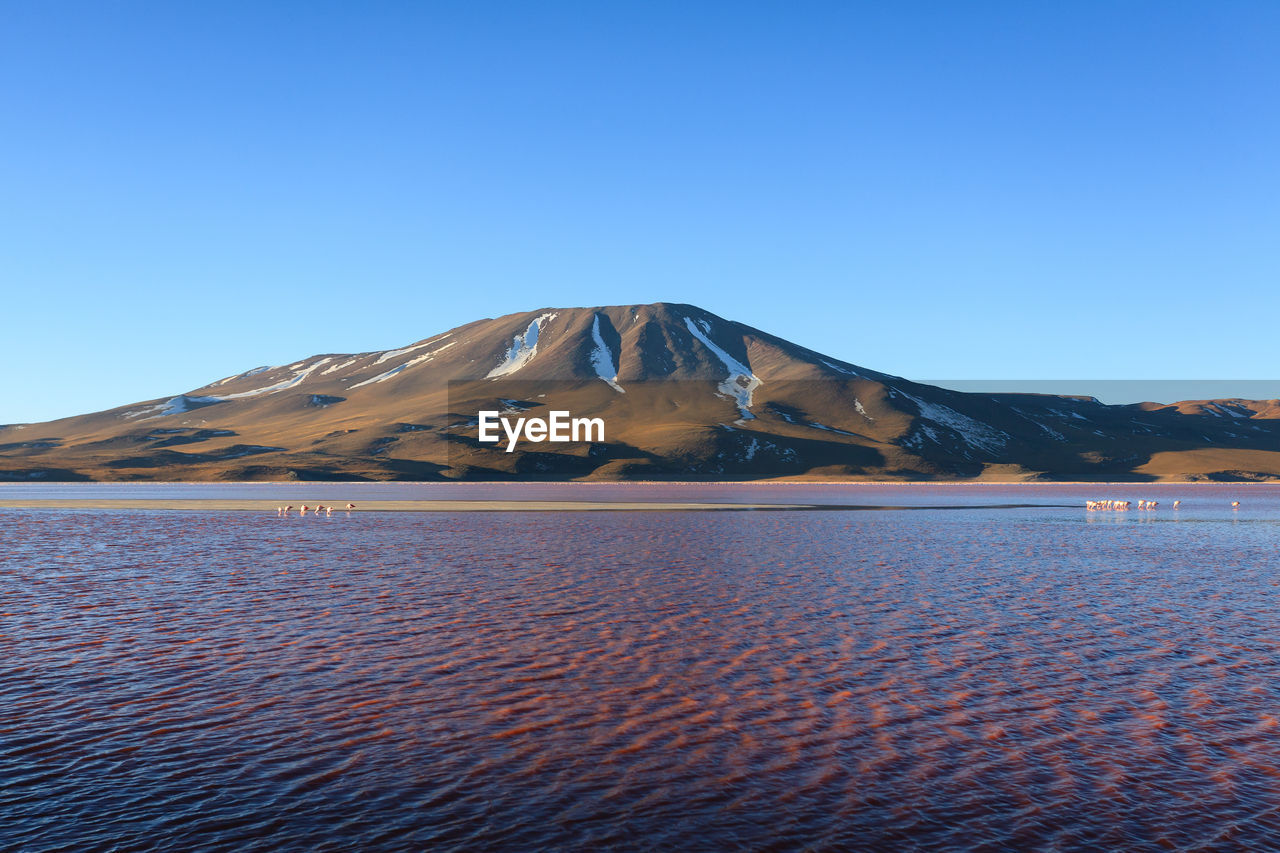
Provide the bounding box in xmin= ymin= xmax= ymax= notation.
xmin=6 ymin=486 xmax=1280 ymax=850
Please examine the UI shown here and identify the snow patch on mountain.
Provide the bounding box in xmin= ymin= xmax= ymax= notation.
xmin=374 ymin=333 xmax=452 ymax=366
xmin=322 ymin=358 xmax=361 ymax=375
xmin=771 ymin=405 xmax=859 ymax=436
xmin=806 ymin=421 xmax=858 ymax=436
xmin=684 ymin=316 xmax=761 ymax=419
xmin=1011 ymin=407 xmax=1067 ymax=441
xmin=350 ymin=342 xmax=458 ymax=389
xmin=1206 ymin=403 xmax=1249 ymax=419
xmin=162 ymin=396 xmax=218 ymax=416
xmin=487 ymin=313 xmax=557 ymax=379
xmin=123 ymin=394 xmax=223 ymax=420
xmin=210 ymin=358 xmax=332 ymax=400
xmin=1034 ymin=421 xmax=1067 ymax=441
xmin=898 ymin=391 xmax=1007 ymax=453
xmin=900 ymin=424 xmax=942 ymax=450
xmin=821 ymin=360 xmax=861 ymax=377
xmin=589 ymin=314 xmax=624 ymax=393
xmin=212 ymin=365 xmax=273 ymax=386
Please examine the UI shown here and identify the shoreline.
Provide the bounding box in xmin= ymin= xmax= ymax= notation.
xmin=0 ymin=498 xmax=834 ymax=512
xmin=0 ymin=499 xmax=1075 ymax=513
xmin=2 ymin=479 xmax=1277 ymax=487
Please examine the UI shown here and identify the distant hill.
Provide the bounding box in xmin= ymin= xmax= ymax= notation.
xmin=4 ymin=302 xmax=1280 ymax=482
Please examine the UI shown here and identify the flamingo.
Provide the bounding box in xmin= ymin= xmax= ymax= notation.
xmin=346 ymin=503 xmax=356 ymax=511
xmin=300 ymin=505 xmax=309 ymax=516
xmin=1173 ymin=500 xmax=1181 ymax=509
xmin=1232 ymin=501 xmax=1241 ymax=509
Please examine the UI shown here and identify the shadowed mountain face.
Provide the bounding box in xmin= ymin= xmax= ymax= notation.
xmin=4 ymin=302 xmax=1280 ymax=482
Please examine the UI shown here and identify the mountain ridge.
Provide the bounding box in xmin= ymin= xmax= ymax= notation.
xmin=4 ymin=302 xmax=1279 ymax=483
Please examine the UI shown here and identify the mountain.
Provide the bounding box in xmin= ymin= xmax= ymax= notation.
xmin=4 ymin=302 xmax=1280 ymax=482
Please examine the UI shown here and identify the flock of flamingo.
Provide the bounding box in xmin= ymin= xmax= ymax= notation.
xmin=276 ymin=503 xmax=356 ymax=517
xmin=1086 ymin=499 xmax=1241 ymax=511
xmin=259 ymin=494 xmax=1249 ymax=514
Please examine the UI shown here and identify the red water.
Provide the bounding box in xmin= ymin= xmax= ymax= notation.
xmin=5 ymin=495 xmax=1280 ymax=849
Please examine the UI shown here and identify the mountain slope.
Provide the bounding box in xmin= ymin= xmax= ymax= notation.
xmin=3 ymin=303 xmax=1279 ymax=482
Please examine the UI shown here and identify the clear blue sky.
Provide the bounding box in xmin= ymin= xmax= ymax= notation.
xmin=3 ymin=1 xmax=1278 ymax=423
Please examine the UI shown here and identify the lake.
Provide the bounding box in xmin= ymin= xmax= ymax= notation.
xmin=4 ymin=484 xmax=1280 ymax=850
